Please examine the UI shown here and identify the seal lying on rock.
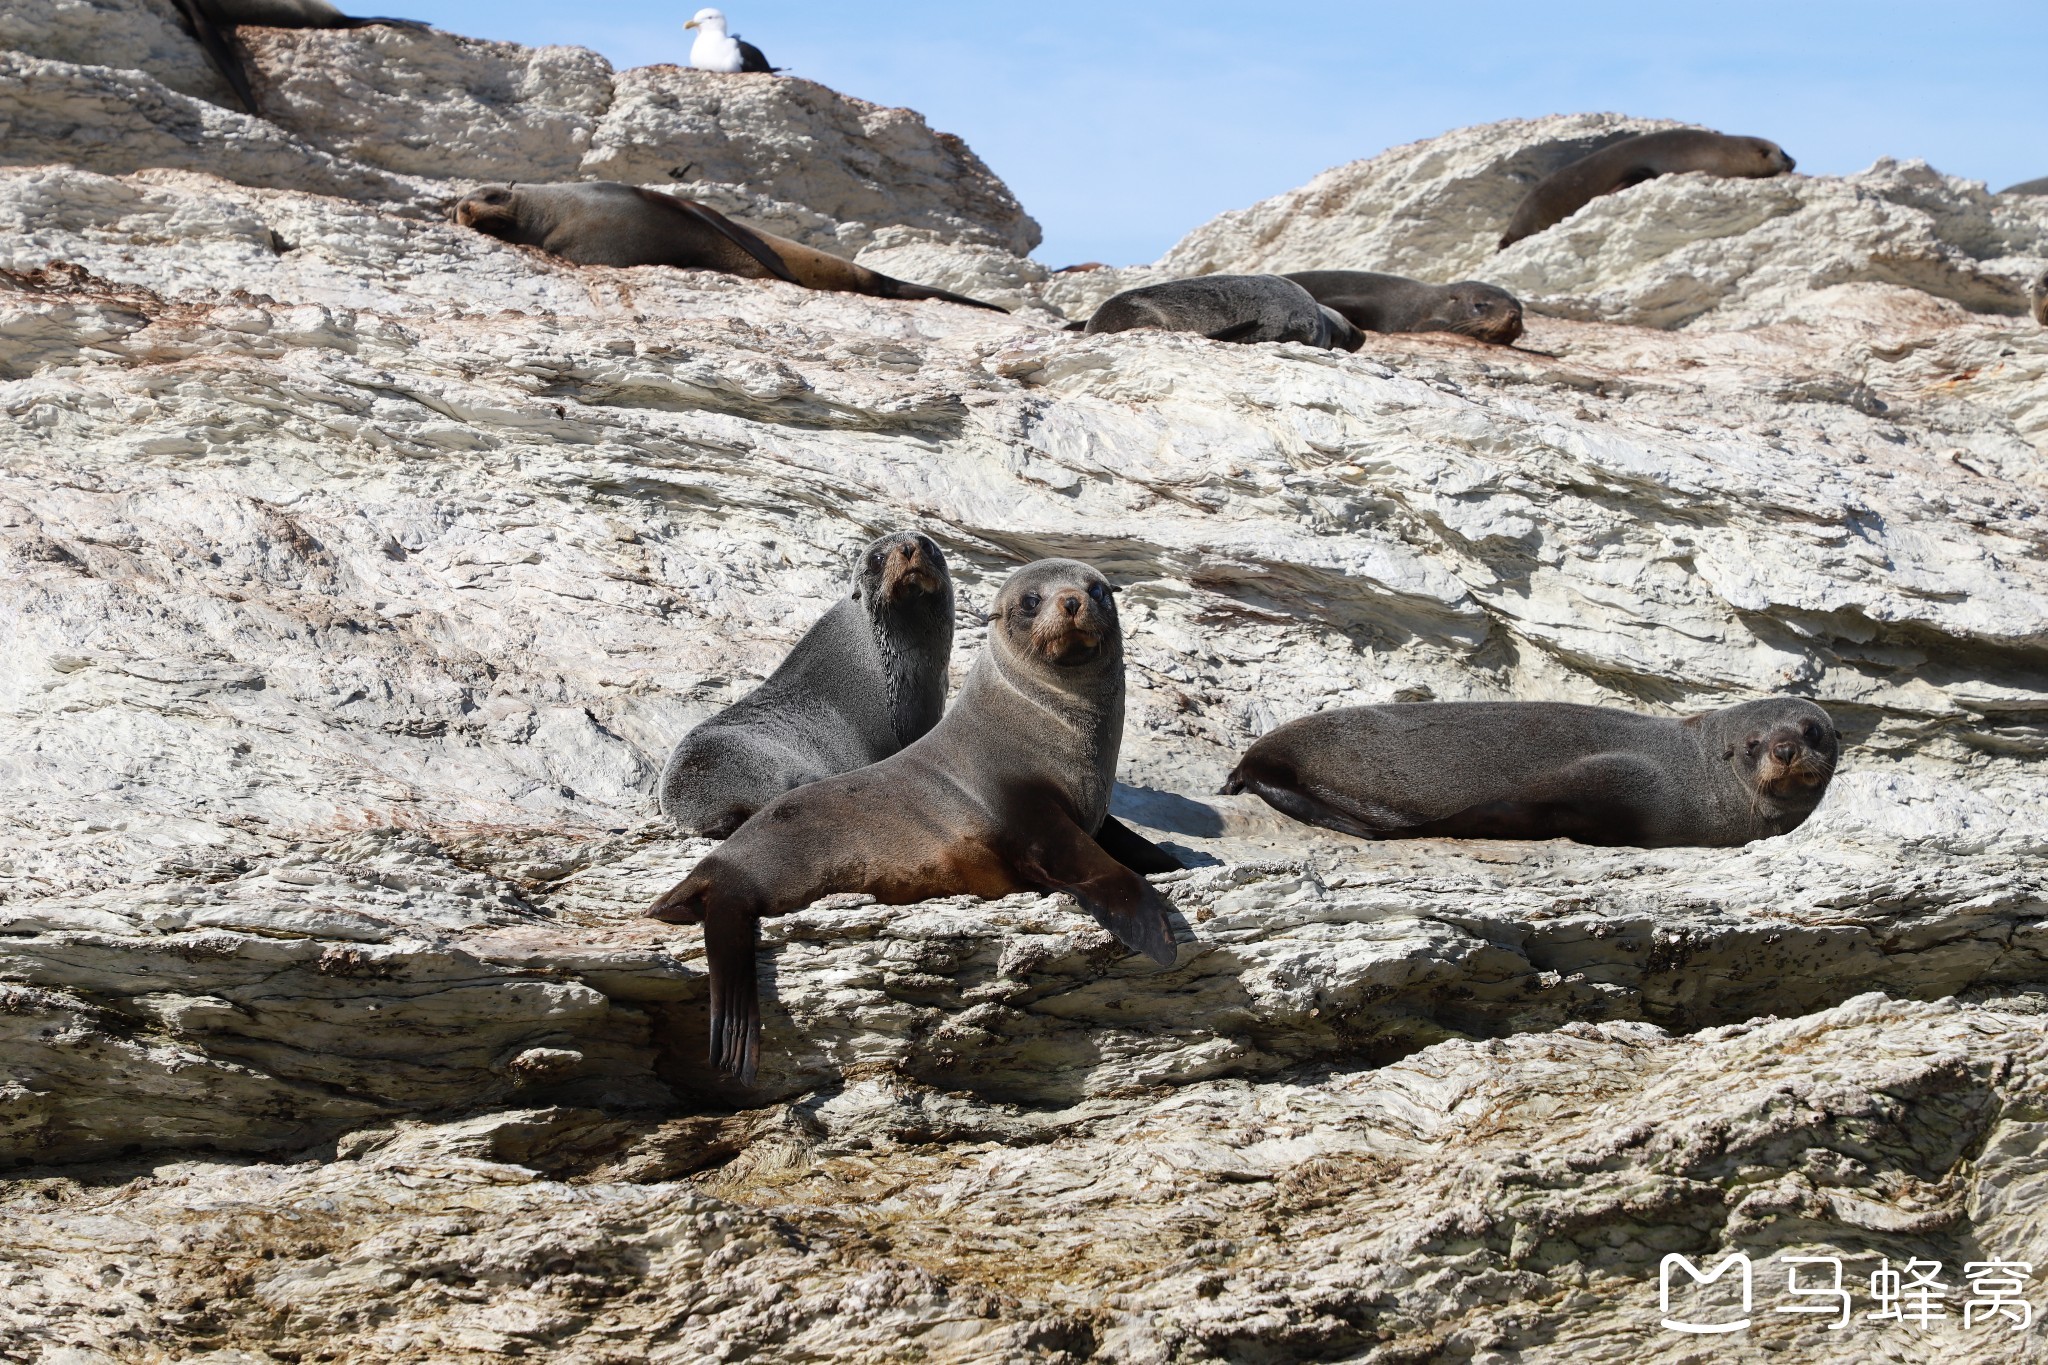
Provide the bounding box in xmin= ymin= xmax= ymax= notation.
xmin=1499 ymin=130 xmax=1796 ymax=250
xmin=1222 ymin=698 xmax=1839 ymax=848
xmin=170 ymin=0 xmax=427 ymax=116
xmin=1285 ymin=271 xmax=1524 ymax=345
xmin=1998 ymin=177 xmax=2048 ymax=197
xmin=659 ymin=531 xmax=955 ymax=839
xmin=648 ymin=558 xmax=1183 ymax=1081
xmin=1074 ymin=275 xmax=1364 ymax=351
xmin=453 ymin=183 xmax=1006 ymax=311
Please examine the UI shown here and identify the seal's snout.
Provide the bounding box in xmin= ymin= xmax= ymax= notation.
xmin=1753 ymin=719 xmax=1836 ymax=798
xmin=1772 ymin=739 xmax=1798 ymax=763
xmin=1060 ymin=592 xmax=1083 ymax=617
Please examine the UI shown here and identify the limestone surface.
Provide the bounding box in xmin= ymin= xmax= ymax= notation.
xmin=2 ymin=7 xmax=2045 ymax=1363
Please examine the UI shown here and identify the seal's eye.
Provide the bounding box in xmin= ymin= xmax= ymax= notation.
xmin=869 ymin=551 xmax=882 ymax=567
xmin=1019 ymin=592 xmax=1041 ymax=614
xmin=1745 ymin=737 xmax=1761 ymax=754
xmin=1088 ymin=582 xmax=1109 ymax=605
xmin=1802 ymin=720 xmax=1823 ymax=742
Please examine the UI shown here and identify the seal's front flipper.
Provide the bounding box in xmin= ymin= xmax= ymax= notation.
xmin=170 ymin=0 xmax=258 ymax=113
xmin=1017 ymin=810 xmax=1179 ymax=967
xmin=1094 ymin=814 xmax=1182 ymax=874
xmin=1204 ymin=320 xmax=1264 ymax=343
xmin=641 ymin=192 xmax=802 ymax=286
xmin=703 ymin=906 xmax=762 ymax=1082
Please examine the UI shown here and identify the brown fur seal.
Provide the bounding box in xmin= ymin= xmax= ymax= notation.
xmin=659 ymin=531 xmax=954 ymax=839
xmin=1499 ymin=130 xmax=1796 ymax=250
xmin=1222 ymin=697 xmax=1839 ymax=848
xmin=647 ymin=558 xmax=1183 ymax=1080
xmin=1285 ymin=271 xmax=1525 ymax=345
xmin=453 ymin=182 xmax=1006 ymax=311
xmin=1073 ymin=274 xmax=1364 ymax=351
xmin=1998 ymin=177 xmax=2048 ymax=197
xmin=170 ymin=0 xmax=426 ymax=115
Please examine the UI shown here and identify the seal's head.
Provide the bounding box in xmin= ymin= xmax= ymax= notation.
xmin=1435 ymin=282 xmax=1525 ymax=344
xmin=992 ymin=558 xmax=1121 ymax=672
xmin=1714 ymin=698 xmax=1840 ymax=808
xmin=453 ymin=185 xmax=521 ymax=240
xmin=1737 ymin=136 xmax=1796 ymax=176
xmin=854 ymin=530 xmax=950 ymax=607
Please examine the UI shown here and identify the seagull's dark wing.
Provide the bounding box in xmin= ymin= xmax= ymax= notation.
xmin=736 ymin=38 xmax=780 ymax=73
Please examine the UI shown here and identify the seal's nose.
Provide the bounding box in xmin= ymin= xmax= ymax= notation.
xmin=1061 ymin=593 xmax=1082 ymax=617
xmin=1772 ymin=740 xmax=1798 ymax=762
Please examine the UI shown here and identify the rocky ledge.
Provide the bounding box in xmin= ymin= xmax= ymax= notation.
xmin=2 ymin=6 xmax=2046 ymax=1363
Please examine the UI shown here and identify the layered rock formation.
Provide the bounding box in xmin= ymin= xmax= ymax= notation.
xmin=2 ymin=6 xmax=2045 ymax=1362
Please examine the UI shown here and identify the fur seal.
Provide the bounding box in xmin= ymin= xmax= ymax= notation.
xmin=2031 ymin=270 xmax=2047 ymax=327
xmin=453 ymin=182 xmax=1006 ymax=311
xmin=1499 ymin=130 xmax=1796 ymax=250
xmin=685 ymin=8 xmax=778 ymax=73
xmin=1074 ymin=274 xmax=1364 ymax=351
xmin=1285 ymin=270 xmax=1525 ymax=346
xmin=647 ymin=558 xmax=1184 ymax=1081
xmin=1998 ymin=177 xmax=2048 ymax=197
xmin=170 ymin=0 xmax=426 ymax=115
xmin=659 ymin=531 xmax=955 ymax=839
xmin=1222 ymin=697 xmax=1839 ymax=848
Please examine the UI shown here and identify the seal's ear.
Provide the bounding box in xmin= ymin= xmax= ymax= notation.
xmin=1723 ymin=744 xmax=1736 ymax=760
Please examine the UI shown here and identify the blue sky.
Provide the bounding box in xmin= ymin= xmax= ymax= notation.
xmin=400 ymin=1 xmax=2047 ymax=266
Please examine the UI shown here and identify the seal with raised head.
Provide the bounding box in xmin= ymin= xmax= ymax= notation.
xmin=1499 ymin=130 xmax=1796 ymax=250
xmin=170 ymin=0 xmax=427 ymax=115
xmin=1285 ymin=270 xmax=1525 ymax=345
xmin=659 ymin=531 xmax=955 ymax=840
xmin=1222 ymin=697 xmax=1839 ymax=848
xmin=647 ymin=558 xmax=1184 ymax=1080
xmin=1074 ymin=274 xmax=1365 ymax=351
xmin=453 ymin=182 xmax=1006 ymax=311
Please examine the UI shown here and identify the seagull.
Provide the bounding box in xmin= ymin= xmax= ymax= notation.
xmin=684 ymin=8 xmax=779 ymax=74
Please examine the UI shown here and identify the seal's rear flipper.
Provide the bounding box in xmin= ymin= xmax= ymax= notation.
xmin=1204 ymin=320 xmax=1264 ymax=343
xmin=169 ymin=0 xmax=258 ymax=114
xmin=1094 ymin=814 xmax=1182 ymax=874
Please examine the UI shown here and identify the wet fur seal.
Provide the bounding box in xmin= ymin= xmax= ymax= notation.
xmin=647 ymin=558 xmax=1184 ymax=1081
xmin=1285 ymin=270 xmax=1525 ymax=346
xmin=454 ymin=182 xmax=1005 ymax=311
xmin=1499 ymin=130 xmax=1796 ymax=250
xmin=659 ymin=532 xmax=955 ymax=839
xmin=1073 ymin=274 xmax=1364 ymax=351
xmin=1222 ymin=698 xmax=1839 ymax=848
xmin=170 ymin=0 xmax=426 ymax=116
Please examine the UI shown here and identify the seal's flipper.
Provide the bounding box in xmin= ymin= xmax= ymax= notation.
xmin=1225 ymin=774 xmax=1399 ymax=841
xmin=1094 ymin=814 xmax=1182 ymax=874
xmin=169 ymin=0 xmax=259 ymax=114
xmin=1204 ymin=320 xmax=1264 ymax=343
xmin=645 ymin=878 xmax=707 ymax=925
xmin=870 ymin=274 xmax=1009 ymax=313
xmin=1016 ymin=811 xmax=1179 ymax=967
xmin=1062 ymin=319 xmax=1086 ymax=332
xmin=635 ymin=191 xmax=803 ymax=286
xmin=703 ymin=907 xmax=762 ymax=1082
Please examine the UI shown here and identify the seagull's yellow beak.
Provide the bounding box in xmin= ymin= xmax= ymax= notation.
xmin=684 ymin=18 xmax=699 ymax=28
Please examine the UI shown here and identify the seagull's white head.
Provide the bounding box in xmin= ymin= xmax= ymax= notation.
xmin=684 ymin=7 xmax=728 ymax=33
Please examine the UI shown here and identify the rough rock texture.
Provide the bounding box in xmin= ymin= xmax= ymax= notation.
xmin=3 ymin=10 xmax=2047 ymax=1363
